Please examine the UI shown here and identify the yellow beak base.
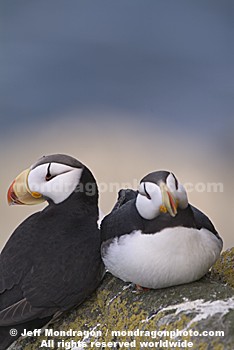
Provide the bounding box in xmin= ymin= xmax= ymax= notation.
xmin=159 ymin=182 xmax=178 ymax=217
xmin=7 ymin=168 xmax=45 ymax=206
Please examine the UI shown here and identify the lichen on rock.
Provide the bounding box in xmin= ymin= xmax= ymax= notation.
xmin=211 ymin=248 xmax=234 ymax=289
xmin=14 ymin=248 xmax=234 ymax=350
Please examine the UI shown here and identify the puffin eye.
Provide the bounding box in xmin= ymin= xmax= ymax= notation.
xmin=45 ymin=164 xmax=56 ymax=181
xmin=171 ymin=173 xmax=178 ymax=190
xmin=45 ymin=174 xmax=54 ymax=181
xmin=143 ymin=183 xmax=151 ymax=200
xmin=167 ymin=173 xmax=178 ymax=192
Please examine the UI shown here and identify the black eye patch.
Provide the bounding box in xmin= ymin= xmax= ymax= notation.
xmin=45 ymin=164 xmax=56 ymax=181
xmin=171 ymin=173 xmax=178 ymax=190
xmin=143 ymin=183 xmax=151 ymax=200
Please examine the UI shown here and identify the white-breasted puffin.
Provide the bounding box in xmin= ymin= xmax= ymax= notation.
xmin=101 ymin=171 xmax=223 ymax=290
xmin=0 ymin=154 xmax=104 ymax=350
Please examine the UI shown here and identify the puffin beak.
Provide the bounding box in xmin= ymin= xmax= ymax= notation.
xmin=7 ymin=168 xmax=44 ymax=206
xmin=159 ymin=182 xmax=178 ymax=217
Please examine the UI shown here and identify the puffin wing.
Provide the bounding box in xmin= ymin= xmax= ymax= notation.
xmin=0 ymin=245 xmax=93 ymax=326
xmin=0 ymin=213 xmax=57 ymax=326
xmin=0 ymin=297 xmax=49 ymax=326
xmin=101 ymin=197 xmax=143 ymax=243
xmin=0 ymin=243 xmax=101 ymax=326
xmin=0 ymin=213 xmax=40 ymax=294
xmin=111 ymin=189 xmax=138 ymax=212
xmin=190 ymin=205 xmax=222 ymax=240
xmin=19 ymin=229 xmax=104 ymax=312
xmin=0 ymin=213 xmax=103 ymax=325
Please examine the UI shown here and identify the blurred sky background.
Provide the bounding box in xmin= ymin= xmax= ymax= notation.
xmin=1 ymin=0 xmax=233 ymax=249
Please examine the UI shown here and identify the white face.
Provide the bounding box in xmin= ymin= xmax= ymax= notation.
xmin=136 ymin=182 xmax=163 ymax=220
xmin=27 ymin=162 xmax=83 ymax=204
xmin=136 ymin=173 xmax=188 ymax=220
xmin=166 ymin=173 xmax=188 ymax=210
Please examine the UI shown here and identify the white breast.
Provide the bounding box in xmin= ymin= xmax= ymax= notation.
xmin=102 ymin=227 xmax=222 ymax=289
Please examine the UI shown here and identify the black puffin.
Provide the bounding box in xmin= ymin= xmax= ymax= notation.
xmin=0 ymin=154 xmax=104 ymax=349
xmin=101 ymin=171 xmax=223 ymax=289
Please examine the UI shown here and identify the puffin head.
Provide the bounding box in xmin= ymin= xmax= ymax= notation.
xmin=7 ymin=154 xmax=96 ymax=206
xmin=136 ymin=170 xmax=188 ymax=220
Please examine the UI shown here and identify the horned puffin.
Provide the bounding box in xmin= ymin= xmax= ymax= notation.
xmin=101 ymin=171 xmax=222 ymax=289
xmin=0 ymin=154 xmax=104 ymax=349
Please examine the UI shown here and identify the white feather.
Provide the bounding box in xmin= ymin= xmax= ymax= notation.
xmin=97 ymin=209 xmax=105 ymax=229
xmin=102 ymin=227 xmax=222 ymax=289
xmin=28 ymin=163 xmax=83 ymax=204
xmin=136 ymin=182 xmax=162 ymax=219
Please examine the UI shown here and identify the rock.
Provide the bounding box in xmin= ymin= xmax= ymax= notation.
xmin=14 ymin=249 xmax=234 ymax=350
xmin=211 ymin=248 xmax=234 ymax=288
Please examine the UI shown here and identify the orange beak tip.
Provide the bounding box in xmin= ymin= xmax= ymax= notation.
xmin=7 ymin=182 xmax=14 ymax=206
xmin=7 ymin=181 xmax=24 ymax=206
xmin=166 ymin=191 xmax=177 ymax=216
xmin=7 ymin=168 xmax=45 ymax=206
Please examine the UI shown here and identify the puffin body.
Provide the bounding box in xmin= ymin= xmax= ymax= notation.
xmin=0 ymin=154 xmax=104 ymax=349
xmin=101 ymin=171 xmax=222 ymax=289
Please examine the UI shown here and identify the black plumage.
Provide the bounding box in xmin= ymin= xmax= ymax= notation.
xmin=0 ymin=156 xmax=104 ymax=349
xmin=101 ymin=189 xmax=222 ymax=248
xmin=101 ymin=171 xmax=223 ymax=290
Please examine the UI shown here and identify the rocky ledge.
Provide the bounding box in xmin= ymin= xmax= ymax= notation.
xmin=14 ymin=248 xmax=234 ymax=350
